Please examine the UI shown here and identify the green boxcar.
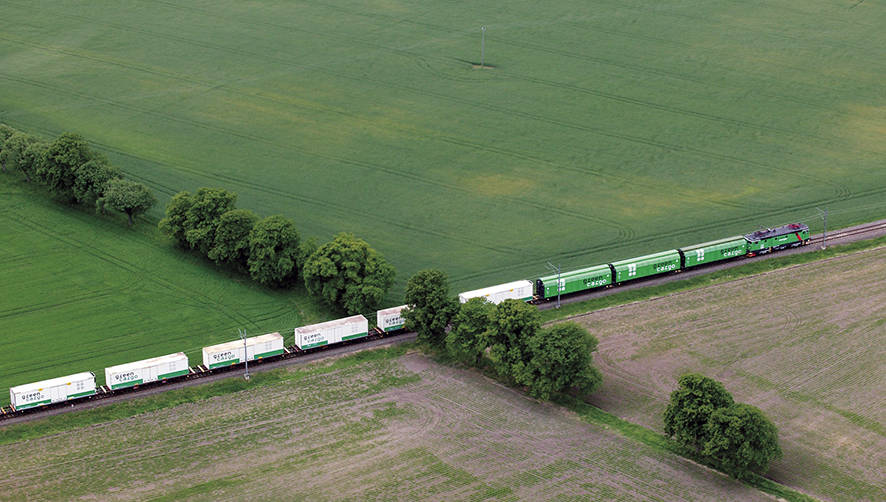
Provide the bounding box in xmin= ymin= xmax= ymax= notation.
xmin=679 ymin=236 xmax=747 ymax=268
xmin=610 ymin=250 xmax=681 ymax=283
xmin=536 ymin=264 xmax=612 ymax=299
xmin=744 ymin=223 xmax=811 ymax=253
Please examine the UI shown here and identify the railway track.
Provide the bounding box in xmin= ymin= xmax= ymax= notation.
xmin=2 ymin=219 xmax=884 ymax=425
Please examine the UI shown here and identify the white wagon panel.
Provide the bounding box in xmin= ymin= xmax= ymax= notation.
xmin=202 ymin=332 xmax=284 ymax=369
xmin=458 ymin=280 xmax=534 ymax=305
xmin=104 ymin=352 xmax=189 ymax=390
xmin=9 ymin=372 xmax=96 ymax=411
xmin=377 ymin=305 xmax=407 ymax=332
xmin=294 ymin=315 xmax=368 ymax=349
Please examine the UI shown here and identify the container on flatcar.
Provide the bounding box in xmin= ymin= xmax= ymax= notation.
xmin=9 ymin=372 xmax=96 ymax=411
xmin=744 ymin=223 xmax=810 ymax=253
xmin=610 ymin=250 xmax=681 ymax=283
xmin=294 ymin=315 xmax=369 ymax=349
xmin=377 ymin=305 xmax=407 ymax=332
xmin=104 ymin=352 xmax=189 ymax=390
xmin=458 ymin=280 xmax=534 ymax=304
xmin=201 ymin=332 xmax=285 ymax=369
xmin=536 ymin=264 xmax=612 ymax=299
xmin=679 ymin=236 xmax=747 ymax=268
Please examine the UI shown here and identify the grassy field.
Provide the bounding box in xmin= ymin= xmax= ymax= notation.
xmin=1 ymin=0 xmax=884 ymax=299
xmin=0 ymin=350 xmax=776 ymax=501
xmin=571 ymin=246 xmax=886 ymax=501
xmin=0 ymin=176 xmax=330 ymax=405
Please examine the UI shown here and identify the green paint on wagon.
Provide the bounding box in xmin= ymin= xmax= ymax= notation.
xmin=15 ymin=399 xmax=51 ymax=410
xmin=383 ymin=324 xmax=404 ymax=332
xmin=300 ymin=340 xmax=329 ymax=349
xmin=158 ymin=369 xmax=189 ymax=380
xmin=68 ymin=390 xmax=96 ymax=399
xmin=254 ymin=349 xmax=284 ymax=359
xmin=209 ymin=359 xmax=240 ymax=369
xmin=342 ymin=332 xmax=369 ymax=341
xmin=110 ymin=379 xmax=143 ymax=390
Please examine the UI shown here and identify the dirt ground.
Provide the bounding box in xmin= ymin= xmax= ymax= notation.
xmin=0 ymin=354 xmax=769 ymax=501
xmin=571 ymin=246 xmax=886 ymax=501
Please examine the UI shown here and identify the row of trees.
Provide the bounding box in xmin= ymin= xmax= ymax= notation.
xmin=0 ymin=125 xmax=155 ymax=225
xmin=402 ymin=270 xmax=602 ymax=400
xmin=663 ymin=373 xmax=782 ymax=478
xmin=158 ymin=188 xmax=394 ymax=313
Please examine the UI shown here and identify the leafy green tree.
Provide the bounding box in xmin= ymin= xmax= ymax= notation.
xmin=159 ymin=191 xmax=194 ymax=246
xmin=513 ymin=323 xmax=602 ymax=400
xmin=36 ymin=132 xmax=96 ymax=202
xmin=487 ymin=299 xmax=541 ymax=379
xmin=303 ymin=233 xmax=395 ymax=314
xmin=702 ymin=403 xmax=782 ymax=478
xmin=0 ymin=124 xmax=16 ymax=172
xmin=183 ymin=188 xmax=238 ymax=255
xmin=663 ymin=374 xmax=734 ymax=449
xmin=247 ymin=215 xmax=301 ymax=287
xmin=208 ymin=209 xmax=259 ymax=268
xmin=296 ymin=236 xmax=319 ymax=273
xmin=445 ymin=297 xmax=494 ymax=364
xmin=0 ymin=132 xmax=40 ymax=182
xmin=100 ymin=178 xmax=156 ymax=226
xmin=402 ymin=269 xmax=458 ymax=347
xmin=73 ymin=159 xmax=121 ymax=207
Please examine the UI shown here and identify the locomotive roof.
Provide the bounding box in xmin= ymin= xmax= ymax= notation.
xmin=744 ymin=223 xmax=809 ymax=242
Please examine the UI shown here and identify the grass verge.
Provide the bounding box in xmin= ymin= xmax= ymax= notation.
xmin=0 ymin=343 xmax=415 ymax=446
xmin=541 ymin=236 xmax=886 ymax=323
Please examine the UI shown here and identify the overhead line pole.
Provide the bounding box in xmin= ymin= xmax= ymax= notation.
xmin=239 ymin=329 xmax=250 ymax=381
xmin=816 ymin=207 xmax=828 ymax=250
xmin=546 ymin=261 xmax=561 ymax=309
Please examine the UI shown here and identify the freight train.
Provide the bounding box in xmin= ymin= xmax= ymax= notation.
xmin=2 ymin=222 xmax=809 ymax=418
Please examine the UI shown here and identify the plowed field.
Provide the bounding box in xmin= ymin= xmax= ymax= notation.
xmin=573 ymin=246 xmax=886 ymax=501
xmin=0 ymin=353 xmax=770 ymax=501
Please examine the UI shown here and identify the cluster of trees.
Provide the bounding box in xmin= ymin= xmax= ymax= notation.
xmin=0 ymin=125 xmax=155 ymax=225
xmin=663 ymin=374 xmax=782 ymax=479
xmin=159 ymin=188 xmax=394 ymax=313
xmin=402 ymin=270 xmax=602 ymax=400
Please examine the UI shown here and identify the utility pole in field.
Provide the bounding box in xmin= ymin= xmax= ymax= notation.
xmin=480 ymin=25 xmax=487 ymax=68
xmin=816 ymin=207 xmax=828 ymax=250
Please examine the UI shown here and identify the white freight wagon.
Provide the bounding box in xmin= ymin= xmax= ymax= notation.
xmin=104 ymin=352 xmax=189 ymax=390
xmin=9 ymin=372 xmax=96 ymax=411
xmin=294 ymin=315 xmax=368 ymax=349
xmin=202 ymin=332 xmax=285 ymax=370
xmin=458 ymin=280 xmax=534 ymax=304
xmin=377 ymin=305 xmax=407 ymax=333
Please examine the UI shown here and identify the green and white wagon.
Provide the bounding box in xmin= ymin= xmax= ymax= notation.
xmin=104 ymin=352 xmax=189 ymax=390
xmin=202 ymin=332 xmax=285 ymax=369
xmin=9 ymin=372 xmax=96 ymax=411
xmin=294 ymin=315 xmax=369 ymax=350
xmin=679 ymin=236 xmax=747 ymax=268
xmin=377 ymin=305 xmax=407 ymax=333
xmin=610 ymin=250 xmax=681 ymax=283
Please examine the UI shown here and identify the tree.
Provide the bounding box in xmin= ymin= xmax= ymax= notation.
xmin=159 ymin=191 xmax=194 ymax=246
xmin=402 ymin=269 xmax=458 ymax=347
xmin=183 ymin=188 xmax=237 ymax=255
xmin=100 ymin=178 xmax=156 ymax=226
xmin=663 ymin=374 xmax=734 ymax=450
xmin=247 ymin=215 xmax=301 ymax=287
xmin=208 ymin=208 xmax=259 ymax=268
xmin=445 ymin=297 xmax=494 ymax=364
xmin=0 ymin=132 xmax=40 ymax=182
xmin=303 ymin=233 xmax=395 ymax=314
xmin=487 ymin=299 xmax=541 ymax=379
xmin=36 ymin=132 xmax=96 ymax=202
xmin=73 ymin=159 xmax=121 ymax=207
xmin=0 ymin=124 xmax=15 ymax=172
xmin=512 ymin=323 xmax=602 ymax=400
xmin=702 ymin=403 xmax=782 ymax=478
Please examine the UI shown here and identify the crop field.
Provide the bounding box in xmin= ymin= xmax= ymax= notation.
xmin=0 ymin=177 xmax=326 ymax=406
xmin=572 ymin=246 xmax=886 ymax=501
xmin=1 ymin=0 xmax=885 ymax=297
xmin=0 ymin=352 xmax=774 ymax=501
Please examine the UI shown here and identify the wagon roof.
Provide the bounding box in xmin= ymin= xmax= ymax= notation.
xmin=679 ymin=236 xmax=746 ymax=251
xmin=538 ymin=263 xmax=610 ymax=282
xmin=377 ymin=305 xmax=407 ymax=316
xmin=610 ymin=249 xmax=680 ymax=266
xmin=203 ymin=332 xmax=283 ymax=353
xmin=10 ymin=372 xmax=95 ymax=394
xmin=105 ymin=352 xmax=188 ymax=373
xmin=295 ymin=315 xmax=368 ymax=334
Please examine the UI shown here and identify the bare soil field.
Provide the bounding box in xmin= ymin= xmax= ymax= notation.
xmin=572 ymin=246 xmax=886 ymax=501
xmin=0 ymin=354 xmax=768 ymax=501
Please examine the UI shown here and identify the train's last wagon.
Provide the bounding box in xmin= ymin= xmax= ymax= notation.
xmin=9 ymin=372 xmax=96 ymax=411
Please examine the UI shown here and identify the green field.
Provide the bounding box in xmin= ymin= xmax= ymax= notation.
xmin=1 ymin=0 xmax=884 ymax=298
xmin=0 ymin=177 xmax=328 ymax=405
